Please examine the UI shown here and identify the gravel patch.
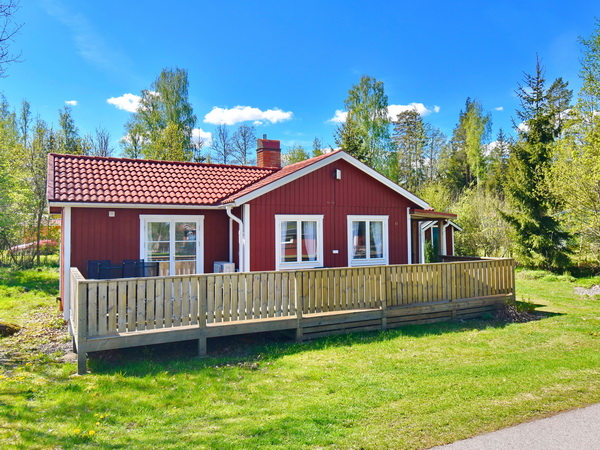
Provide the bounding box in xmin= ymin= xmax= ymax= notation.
xmin=0 ymin=307 xmax=71 ymax=368
xmin=574 ymin=285 xmax=600 ymax=298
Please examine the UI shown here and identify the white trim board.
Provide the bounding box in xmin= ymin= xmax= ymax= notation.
xmin=139 ymin=215 xmax=205 ymax=276
xmin=62 ymin=206 xmax=72 ymax=321
xmin=347 ymin=215 xmax=389 ymax=267
xmin=228 ymin=152 xmax=430 ymax=209
xmin=275 ymin=214 xmax=324 ymax=271
xmin=48 ymin=202 xmax=224 ymax=210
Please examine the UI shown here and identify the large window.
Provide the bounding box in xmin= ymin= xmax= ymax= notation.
xmin=347 ymin=215 xmax=389 ymax=266
xmin=140 ymin=215 xmax=204 ymax=276
xmin=275 ymin=215 xmax=323 ymax=270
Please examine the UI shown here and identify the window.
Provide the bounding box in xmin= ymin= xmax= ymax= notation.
xmin=275 ymin=215 xmax=324 ymax=270
xmin=140 ymin=215 xmax=204 ymax=276
xmin=347 ymin=215 xmax=389 ymax=266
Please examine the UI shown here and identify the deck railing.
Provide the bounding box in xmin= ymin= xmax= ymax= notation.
xmin=70 ymin=258 xmax=514 ymax=338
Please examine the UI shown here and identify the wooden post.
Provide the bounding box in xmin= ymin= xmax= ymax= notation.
xmin=450 ymin=262 xmax=457 ymax=319
xmin=437 ymin=219 xmax=445 ymax=259
xmin=198 ymin=275 xmax=207 ymax=357
xmin=77 ymin=279 xmax=87 ymax=375
xmin=381 ymin=268 xmax=387 ymax=331
xmin=295 ymin=273 xmax=304 ymax=341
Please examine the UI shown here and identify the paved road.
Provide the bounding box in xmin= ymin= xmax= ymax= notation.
xmin=435 ymin=403 xmax=600 ymax=450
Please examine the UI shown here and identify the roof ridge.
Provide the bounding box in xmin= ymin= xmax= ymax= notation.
xmin=48 ymin=153 xmax=279 ymax=172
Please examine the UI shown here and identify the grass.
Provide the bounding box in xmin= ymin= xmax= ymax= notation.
xmin=0 ymin=261 xmax=60 ymax=324
xmin=0 ymin=267 xmax=599 ymax=449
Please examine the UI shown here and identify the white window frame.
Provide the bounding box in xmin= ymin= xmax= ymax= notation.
xmin=347 ymin=215 xmax=389 ymax=266
xmin=275 ymin=215 xmax=324 ymax=270
xmin=139 ymin=215 xmax=204 ymax=276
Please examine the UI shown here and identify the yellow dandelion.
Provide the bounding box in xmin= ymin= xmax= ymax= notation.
xmin=89 ymin=430 xmax=95 ymax=436
xmin=94 ymin=413 xmax=99 ymax=417
xmin=96 ymin=422 xmax=100 ymax=425
xmin=74 ymin=428 xmax=80 ymax=434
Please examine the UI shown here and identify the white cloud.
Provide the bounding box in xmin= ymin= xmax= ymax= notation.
xmin=107 ymin=93 xmax=141 ymax=113
xmin=204 ymin=106 xmax=293 ymax=125
xmin=65 ymin=100 xmax=78 ymax=106
xmin=192 ymin=128 xmax=212 ymax=146
xmin=329 ymin=103 xmax=440 ymax=125
xmin=517 ymin=121 xmax=529 ymax=132
xmin=388 ymin=103 xmax=440 ymax=119
xmin=327 ymin=109 xmax=348 ymax=123
xmin=494 ymin=106 xmax=504 ymax=111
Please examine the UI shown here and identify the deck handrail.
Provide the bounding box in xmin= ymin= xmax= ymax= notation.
xmin=70 ymin=259 xmax=516 ymax=374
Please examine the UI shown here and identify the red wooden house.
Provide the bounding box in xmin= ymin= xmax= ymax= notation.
xmin=47 ymin=138 xmax=457 ymax=319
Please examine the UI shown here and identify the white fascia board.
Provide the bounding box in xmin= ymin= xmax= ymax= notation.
xmin=448 ymin=220 xmax=463 ymax=231
xmin=420 ymin=220 xmax=436 ymax=232
xmin=227 ymin=152 xmax=430 ymax=209
xmin=421 ymin=219 xmax=462 ymax=232
xmin=48 ymin=201 xmax=224 ymax=210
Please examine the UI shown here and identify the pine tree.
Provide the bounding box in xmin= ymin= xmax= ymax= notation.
xmin=484 ymin=128 xmax=511 ymax=195
xmin=391 ymin=109 xmax=426 ymax=190
xmin=502 ymin=57 xmax=572 ymax=269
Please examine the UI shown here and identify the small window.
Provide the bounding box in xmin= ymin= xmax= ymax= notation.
xmin=275 ymin=215 xmax=324 ymax=270
xmin=348 ymin=215 xmax=389 ymax=266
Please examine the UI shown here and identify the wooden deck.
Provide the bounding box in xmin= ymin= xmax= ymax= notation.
xmin=70 ymin=258 xmax=516 ymax=374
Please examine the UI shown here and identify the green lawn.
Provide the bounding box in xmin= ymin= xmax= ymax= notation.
xmin=1 ymin=266 xmax=599 ymax=449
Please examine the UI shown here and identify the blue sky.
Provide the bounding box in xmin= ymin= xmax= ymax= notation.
xmin=1 ymin=0 xmax=599 ymax=156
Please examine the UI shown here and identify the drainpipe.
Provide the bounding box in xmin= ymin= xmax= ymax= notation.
xmin=226 ymin=205 xmax=245 ymax=272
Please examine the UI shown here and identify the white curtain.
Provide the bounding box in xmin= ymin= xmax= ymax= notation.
xmin=352 ymin=221 xmax=361 ymax=258
xmin=302 ymin=221 xmax=317 ymax=261
xmin=370 ymin=221 xmax=383 ymax=258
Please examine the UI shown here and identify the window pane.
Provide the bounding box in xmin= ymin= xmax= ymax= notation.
xmin=281 ymin=221 xmax=297 ymax=262
xmin=175 ymin=261 xmax=196 ymax=275
xmin=148 ymin=222 xmax=170 ymax=242
xmin=147 ymin=242 xmax=170 ymax=261
xmin=370 ymin=221 xmax=383 ymax=259
xmin=352 ymin=221 xmax=367 ymax=259
xmin=175 ymin=240 xmax=196 ymax=257
xmin=301 ymin=221 xmax=318 ymax=261
xmin=175 ymin=222 xmax=196 ymax=241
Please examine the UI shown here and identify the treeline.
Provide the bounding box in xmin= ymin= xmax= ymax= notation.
xmin=335 ymin=22 xmax=600 ymax=271
xmin=1 ymin=20 xmax=599 ymax=270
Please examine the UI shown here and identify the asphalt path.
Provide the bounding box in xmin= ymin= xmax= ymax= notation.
xmin=435 ymin=403 xmax=600 ymax=449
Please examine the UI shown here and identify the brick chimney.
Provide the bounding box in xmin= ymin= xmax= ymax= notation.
xmin=256 ymin=136 xmax=281 ymax=169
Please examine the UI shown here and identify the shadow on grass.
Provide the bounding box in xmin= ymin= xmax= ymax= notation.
xmin=87 ymin=311 xmax=557 ymax=377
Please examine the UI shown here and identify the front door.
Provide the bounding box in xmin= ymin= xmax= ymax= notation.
xmin=140 ymin=215 xmax=204 ymax=276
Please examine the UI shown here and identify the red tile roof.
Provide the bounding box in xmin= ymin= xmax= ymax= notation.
xmin=47 ymin=154 xmax=278 ymax=205
xmin=222 ymin=150 xmax=343 ymax=203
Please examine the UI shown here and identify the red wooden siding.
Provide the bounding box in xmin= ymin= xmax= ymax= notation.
xmin=446 ymin=226 xmax=454 ymax=256
xmin=70 ymin=207 xmax=230 ymax=277
xmin=248 ymin=159 xmax=421 ymax=271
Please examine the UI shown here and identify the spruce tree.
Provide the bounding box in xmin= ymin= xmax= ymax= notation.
xmin=502 ymin=58 xmax=572 ymax=269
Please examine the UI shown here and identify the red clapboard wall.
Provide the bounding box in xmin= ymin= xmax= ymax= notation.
xmin=248 ymin=159 xmax=421 ymax=271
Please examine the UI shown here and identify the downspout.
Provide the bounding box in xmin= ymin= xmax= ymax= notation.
xmin=226 ymin=205 xmax=245 ymax=272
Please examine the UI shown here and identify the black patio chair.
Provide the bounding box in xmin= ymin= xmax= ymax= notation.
xmin=140 ymin=262 xmax=159 ymax=277
xmin=123 ymin=259 xmax=145 ymax=277
xmin=87 ymin=260 xmax=111 ymax=279
xmin=97 ymin=263 xmax=124 ymax=279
